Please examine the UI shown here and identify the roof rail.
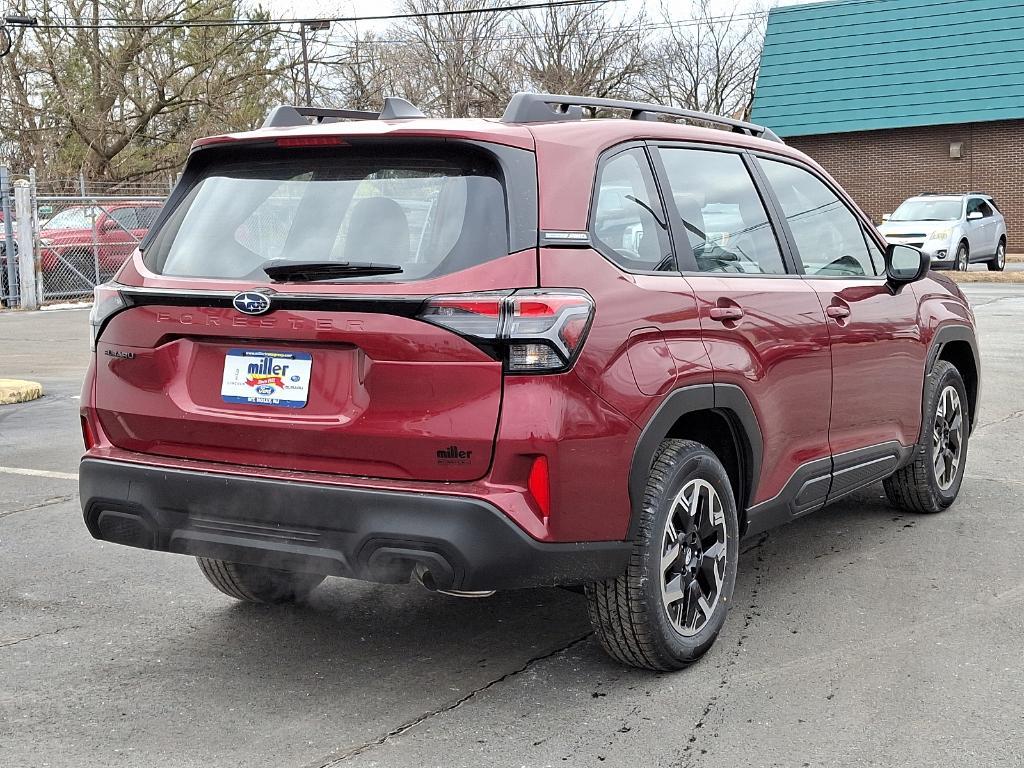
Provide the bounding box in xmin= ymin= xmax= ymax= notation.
xmin=500 ymin=92 xmax=781 ymax=142
xmin=262 ymin=97 xmax=425 ymax=128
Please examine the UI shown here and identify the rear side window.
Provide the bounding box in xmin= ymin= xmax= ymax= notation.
xmin=145 ymin=146 xmax=509 ymax=282
xmin=591 ymin=148 xmax=673 ymax=272
xmin=758 ymin=158 xmax=881 ymax=277
xmin=658 ymin=147 xmax=785 ymax=275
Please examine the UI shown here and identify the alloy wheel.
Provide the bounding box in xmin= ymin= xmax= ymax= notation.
xmin=932 ymin=385 xmax=963 ymax=491
xmin=661 ymin=478 xmax=728 ymax=637
xmin=956 ymin=246 xmax=969 ymax=271
xmin=997 ymin=243 xmax=1006 ymax=270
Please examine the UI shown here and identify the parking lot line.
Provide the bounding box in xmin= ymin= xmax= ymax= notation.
xmin=0 ymin=465 xmax=78 ymax=480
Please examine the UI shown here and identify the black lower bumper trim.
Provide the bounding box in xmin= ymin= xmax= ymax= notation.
xmin=79 ymin=459 xmax=631 ymax=591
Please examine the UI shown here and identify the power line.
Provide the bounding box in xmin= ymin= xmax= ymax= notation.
xmin=25 ymin=0 xmax=622 ymax=31
xmin=290 ymin=9 xmax=768 ymax=54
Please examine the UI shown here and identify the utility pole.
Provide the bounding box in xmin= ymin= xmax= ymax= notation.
xmin=298 ymin=19 xmax=330 ymax=105
xmin=1 ymin=167 xmax=18 ymax=306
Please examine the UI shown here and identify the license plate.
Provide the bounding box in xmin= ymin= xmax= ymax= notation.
xmin=221 ymin=349 xmax=312 ymax=408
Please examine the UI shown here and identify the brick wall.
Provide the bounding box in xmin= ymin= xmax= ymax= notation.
xmin=788 ymin=120 xmax=1024 ymax=251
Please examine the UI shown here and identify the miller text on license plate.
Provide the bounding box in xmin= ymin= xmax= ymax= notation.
xmin=221 ymin=349 xmax=312 ymax=408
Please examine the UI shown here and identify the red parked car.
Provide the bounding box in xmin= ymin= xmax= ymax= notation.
xmin=39 ymin=202 xmax=162 ymax=291
xmin=80 ymin=95 xmax=980 ymax=670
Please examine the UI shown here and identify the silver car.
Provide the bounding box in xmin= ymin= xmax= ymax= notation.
xmin=879 ymin=193 xmax=1008 ymax=271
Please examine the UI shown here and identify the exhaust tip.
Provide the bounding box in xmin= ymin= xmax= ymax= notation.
xmin=413 ymin=565 xmax=494 ymax=598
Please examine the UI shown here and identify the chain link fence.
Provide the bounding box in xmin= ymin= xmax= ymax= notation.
xmin=0 ymin=168 xmax=170 ymax=307
xmin=36 ymin=195 xmax=165 ymax=300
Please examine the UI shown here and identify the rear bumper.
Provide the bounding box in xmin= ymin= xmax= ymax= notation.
xmin=79 ymin=458 xmax=630 ymax=591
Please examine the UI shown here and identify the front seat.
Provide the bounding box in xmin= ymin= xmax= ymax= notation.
xmin=344 ymin=197 xmax=410 ymax=263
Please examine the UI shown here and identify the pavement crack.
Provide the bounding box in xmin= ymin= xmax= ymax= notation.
xmin=0 ymin=494 xmax=76 ymax=519
xmin=313 ymin=632 xmax=593 ymax=767
xmin=0 ymin=625 xmax=81 ymax=648
xmin=975 ymin=408 xmax=1024 ymax=432
xmin=680 ymin=532 xmax=770 ymax=767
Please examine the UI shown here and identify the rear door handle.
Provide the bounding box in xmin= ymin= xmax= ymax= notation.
xmin=826 ymin=305 xmax=850 ymax=320
xmin=709 ymin=306 xmax=744 ymax=322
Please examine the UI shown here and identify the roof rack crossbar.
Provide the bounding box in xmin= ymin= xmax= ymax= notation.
xmin=262 ymin=97 xmax=425 ymax=128
xmin=500 ymin=92 xmax=781 ymax=142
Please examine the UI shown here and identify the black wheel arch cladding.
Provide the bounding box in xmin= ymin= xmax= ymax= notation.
xmin=924 ymin=324 xmax=980 ymax=438
xmin=628 ymin=383 xmax=762 ymax=539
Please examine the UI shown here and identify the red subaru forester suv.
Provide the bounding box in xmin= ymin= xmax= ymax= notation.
xmin=80 ymin=94 xmax=980 ymax=670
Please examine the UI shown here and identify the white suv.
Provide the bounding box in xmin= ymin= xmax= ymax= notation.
xmin=880 ymin=193 xmax=1008 ymax=271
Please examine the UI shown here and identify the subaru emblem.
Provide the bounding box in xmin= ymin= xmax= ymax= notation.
xmin=233 ymin=292 xmax=271 ymax=316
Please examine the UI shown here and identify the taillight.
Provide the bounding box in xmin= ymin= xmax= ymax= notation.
xmin=417 ymin=293 xmax=507 ymax=340
xmin=418 ymin=290 xmax=594 ymax=373
xmin=89 ymin=283 xmax=126 ymax=350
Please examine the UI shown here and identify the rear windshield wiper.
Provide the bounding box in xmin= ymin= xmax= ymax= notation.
xmin=263 ymin=260 xmax=404 ymax=282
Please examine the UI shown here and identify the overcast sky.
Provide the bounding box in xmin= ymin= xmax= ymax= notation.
xmin=266 ymin=0 xmax=825 ymax=24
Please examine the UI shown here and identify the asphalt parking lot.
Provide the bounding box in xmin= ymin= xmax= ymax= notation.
xmin=2 ymin=284 xmax=1023 ymax=768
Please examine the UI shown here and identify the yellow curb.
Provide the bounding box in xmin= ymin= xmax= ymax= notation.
xmin=0 ymin=379 xmax=43 ymax=405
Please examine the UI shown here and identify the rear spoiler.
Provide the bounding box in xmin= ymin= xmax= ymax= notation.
xmin=262 ymin=98 xmax=425 ymax=128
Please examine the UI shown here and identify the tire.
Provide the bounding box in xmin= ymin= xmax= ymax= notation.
xmin=955 ymin=242 xmax=970 ymax=271
xmin=884 ymin=360 xmax=969 ymax=513
xmin=585 ymin=439 xmax=739 ymax=671
xmin=196 ymin=557 xmax=325 ymax=604
xmin=988 ymin=239 xmax=1006 ymax=271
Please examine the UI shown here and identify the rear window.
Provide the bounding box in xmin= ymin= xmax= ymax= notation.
xmin=144 ymin=146 xmax=510 ymax=282
xmin=43 ymin=207 xmax=99 ymax=230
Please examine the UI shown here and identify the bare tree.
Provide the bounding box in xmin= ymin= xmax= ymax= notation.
xmin=641 ymin=0 xmax=768 ymax=119
xmin=323 ymin=29 xmax=434 ymax=113
xmin=1 ymin=0 xmax=283 ymax=184
xmin=514 ymin=2 xmax=648 ymax=99
xmin=397 ymin=0 xmax=515 ymax=118
xmin=1 ymin=0 xmax=774 ymax=186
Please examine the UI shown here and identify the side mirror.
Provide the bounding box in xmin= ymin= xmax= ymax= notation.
xmin=100 ymin=218 xmax=118 ymax=232
xmin=967 ymin=211 xmax=983 ymax=221
xmin=886 ymin=243 xmax=929 ymax=285
xmin=881 ymin=213 xmax=891 ymax=222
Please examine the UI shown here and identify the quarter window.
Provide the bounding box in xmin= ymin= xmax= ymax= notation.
xmin=591 ymin=148 xmax=673 ymax=272
xmin=758 ymin=158 xmax=881 ymax=277
xmin=658 ymin=148 xmax=785 ymax=274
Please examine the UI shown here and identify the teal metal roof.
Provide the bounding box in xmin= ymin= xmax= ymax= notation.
xmin=750 ymin=0 xmax=1024 ymax=137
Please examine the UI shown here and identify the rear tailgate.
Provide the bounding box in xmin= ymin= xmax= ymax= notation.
xmin=91 ymin=137 xmax=538 ymax=482
xmin=94 ymin=285 xmax=534 ymax=481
